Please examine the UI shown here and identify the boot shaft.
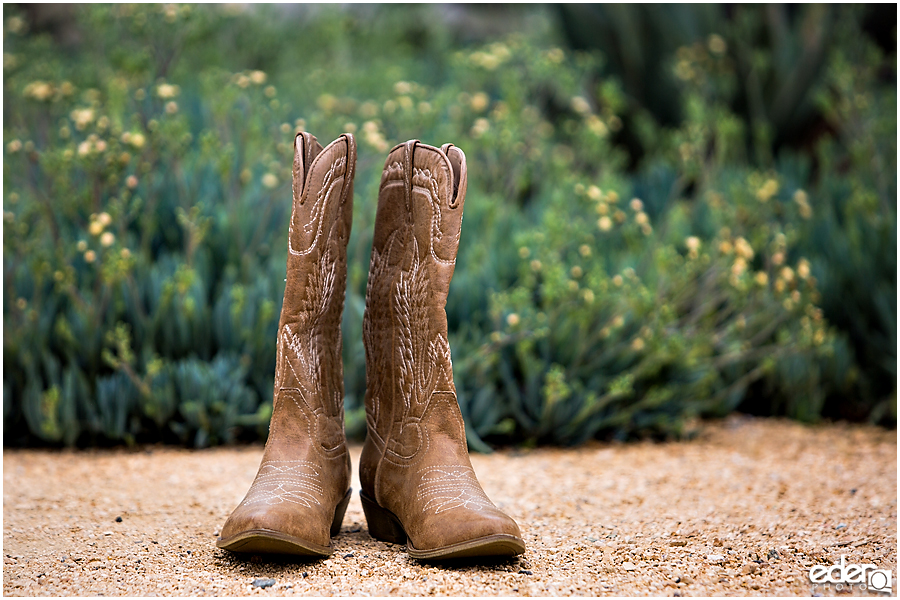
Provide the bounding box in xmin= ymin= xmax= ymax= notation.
xmin=273 ymin=132 xmax=356 ymax=444
xmin=279 ymin=132 xmax=355 ymax=334
xmin=369 ymin=141 xmax=466 ymax=299
xmin=362 ymin=140 xmax=467 ymax=469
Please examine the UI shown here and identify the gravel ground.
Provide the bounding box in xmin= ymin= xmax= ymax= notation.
xmin=3 ymin=416 xmax=896 ymax=596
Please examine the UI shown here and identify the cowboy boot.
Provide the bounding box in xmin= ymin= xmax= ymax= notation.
xmin=217 ymin=132 xmax=356 ymax=556
xmin=359 ymin=140 xmax=526 ymax=560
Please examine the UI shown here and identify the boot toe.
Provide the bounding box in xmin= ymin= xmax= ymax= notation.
xmin=217 ymin=502 xmax=332 ymax=555
xmin=407 ymin=506 xmax=525 ymax=559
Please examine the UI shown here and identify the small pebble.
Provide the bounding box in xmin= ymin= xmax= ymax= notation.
xmin=343 ymin=553 xmax=354 ymax=559
xmin=252 ymin=578 xmax=276 ymax=589
xmin=622 ymin=562 xmax=636 ymax=571
xmin=518 ymin=570 xmax=532 ymax=575
xmin=115 ymin=516 xmax=123 ymax=523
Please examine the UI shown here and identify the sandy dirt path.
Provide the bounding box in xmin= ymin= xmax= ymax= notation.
xmin=3 ymin=416 xmax=896 ymax=596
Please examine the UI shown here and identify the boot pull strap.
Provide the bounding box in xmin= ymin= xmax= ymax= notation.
xmin=293 ymin=132 xmax=318 ymax=205
xmin=440 ymin=143 xmax=466 ymax=209
xmin=338 ymin=132 xmax=356 ymax=208
xmin=403 ymin=139 xmax=419 ymax=213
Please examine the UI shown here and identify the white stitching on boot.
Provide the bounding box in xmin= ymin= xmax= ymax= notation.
xmin=242 ymin=460 xmax=324 ymax=507
xmin=416 ymin=466 xmax=492 ymax=514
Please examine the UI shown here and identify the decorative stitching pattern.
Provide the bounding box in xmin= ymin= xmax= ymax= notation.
xmin=242 ymin=460 xmax=323 ymax=507
xmin=288 ymin=156 xmax=345 ymax=257
xmin=416 ymin=466 xmax=493 ymax=514
xmin=275 ymin=242 xmax=338 ymax=404
xmin=366 ymin=154 xmax=462 ymax=467
xmin=271 ymin=149 xmax=346 ymax=460
xmin=412 ymin=167 xmax=457 ymax=266
xmin=380 ymin=161 xmax=404 ymax=185
xmin=362 ymin=230 xmax=399 ymax=446
xmin=382 ymin=236 xmax=457 ymax=462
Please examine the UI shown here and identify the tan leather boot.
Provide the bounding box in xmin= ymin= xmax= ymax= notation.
xmin=359 ymin=140 xmax=526 ymax=560
xmin=217 ymin=132 xmax=356 ymax=557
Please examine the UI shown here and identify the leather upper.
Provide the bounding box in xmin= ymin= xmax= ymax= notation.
xmin=219 ymin=133 xmax=355 ymax=550
xmin=360 ymin=141 xmax=523 ymax=551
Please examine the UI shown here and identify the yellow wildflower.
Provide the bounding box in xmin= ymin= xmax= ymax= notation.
xmin=470 ymin=92 xmax=489 ymax=112
xmin=262 ymin=173 xmax=278 ymax=189
xmin=571 ymin=96 xmax=591 ymax=114
xmin=71 ymin=108 xmax=95 ymax=130
xmin=156 ymin=83 xmax=179 ymax=99
xmin=756 ymin=178 xmax=779 ymax=202
xmin=471 ymin=118 xmax=490 ymax=137
xmin=708 ymin=34 xmax=727 ymax=55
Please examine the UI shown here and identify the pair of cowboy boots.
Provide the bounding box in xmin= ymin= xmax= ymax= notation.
xmin=216 ymin=132 xmax=525 ymax=560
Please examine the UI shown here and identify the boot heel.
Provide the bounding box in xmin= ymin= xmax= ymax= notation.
xmin=330 ymin=488 xmax=352 ymax=537
xmin=360 ymin=491 xmax=407 ymax=544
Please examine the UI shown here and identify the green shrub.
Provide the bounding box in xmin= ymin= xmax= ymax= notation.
xmin=3 ymin=5 xmax=894 ymax=448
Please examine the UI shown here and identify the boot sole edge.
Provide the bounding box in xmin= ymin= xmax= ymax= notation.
xmin=360 ymin=490 xmax=526 ymax=560
xmin=408 ymin=534 xmax=526 ymax=560
xmin=216 ymin=488 xmax=351 ymax=556
xmin=216 ymin=528 xmax=332 ymax=556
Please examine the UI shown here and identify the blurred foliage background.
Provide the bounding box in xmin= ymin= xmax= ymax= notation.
xmin=3 ymin=4 xmax=895 ymax=449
